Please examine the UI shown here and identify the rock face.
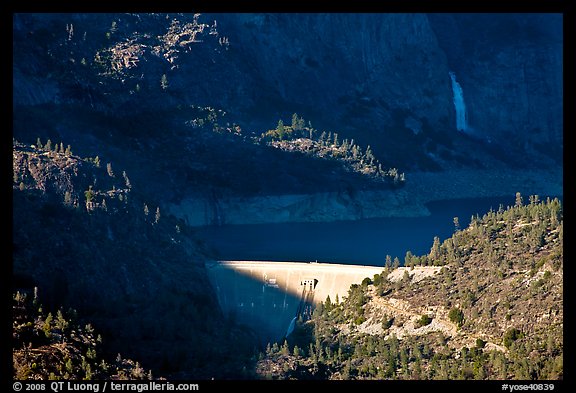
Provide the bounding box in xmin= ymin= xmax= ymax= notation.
xmin=213 ymin=14 xmax=453 ymax=139
xmin=167 ymin=167 xmax=562 ymax=226
xmin=13 ymin=13 xmax=562 ymax=175
xmin=428 ymin=14 xmax=563 ymax=149
xmin=12 ymin=12 xmax=563 ymax=223
xmin=211 ymin=13 xmax=562 ymax=162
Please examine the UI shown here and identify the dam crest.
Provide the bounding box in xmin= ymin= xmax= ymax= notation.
xmin=205 ymin=260 xmax=386 ymax=343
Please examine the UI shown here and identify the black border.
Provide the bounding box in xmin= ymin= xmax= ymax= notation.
xmin=6 ymin=0 xmax=573 ymax=390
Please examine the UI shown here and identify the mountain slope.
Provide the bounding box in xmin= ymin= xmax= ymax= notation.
xmin=12 ymin=140 xmax=258 ymax=378
xmin=256 ymin=197 xmax=563 ymax=380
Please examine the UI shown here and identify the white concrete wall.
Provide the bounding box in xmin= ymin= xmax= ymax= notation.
xmin=205 ymin=260 xmax=385 ymax=343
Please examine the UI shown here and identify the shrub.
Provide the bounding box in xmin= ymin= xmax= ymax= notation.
xmin=503 ymin=328 xmax=523 ymax=349
xmin=448 ymin=307 xmax=464 ymax=327
xmin=415 ymin=314 xmax=432 ymax=328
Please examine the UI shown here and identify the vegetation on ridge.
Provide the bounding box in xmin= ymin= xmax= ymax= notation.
xmin=13 ymin=289 xmax=153 ymax=380
xmin=257 ymin=196 xmax=563 ymax=380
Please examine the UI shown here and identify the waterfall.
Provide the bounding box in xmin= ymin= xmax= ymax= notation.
xmin=449 ymin=71 xmax=468 ymax=132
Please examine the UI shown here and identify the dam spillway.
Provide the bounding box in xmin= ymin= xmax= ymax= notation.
xmin=205 ymin=260 xmax=385 ymax=344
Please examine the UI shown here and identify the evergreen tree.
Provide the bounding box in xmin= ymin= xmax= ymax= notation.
xmin=448 ymin=307 xmax=464 ymax=327
xmin=366 ymin=145 xmax=374 ymax=161
xmin=106 ymin=163 xmax=114 ymax=177
xmin=281 ymin=340 xmax=290 ymax=356
xmin=352 ymin=145 xmax=359 ymax=159
xmin=453 ymin=217 xmax=460 ymax=232
xmin=515 ymin=192 xmax=523 ymax=207
xmin=45 ymin=139 xmax=52 ymax=152
xmin=385 ymin=255 xmax=392 ymax=269
xmin=123 ymin=171 xmax=131 ymax=189
xmin=155 ymin=207 xmax=161 ymax=224
xmin=84 ymin=186 xmax=95 ymax=203
xmin=36 ymin=137 xmax=43 ymax=149
xmin=430 ymin=236 xmax=441 ymax=260
xmin=291 ymin=113 xmax=300 ymax=130
xmin=160 ymin=74 xmax=169 ymax=90
xmin=65 ymin=145 xmax=72 ymax=156
xmin=293 ymin=345 xmax=301 ymax=358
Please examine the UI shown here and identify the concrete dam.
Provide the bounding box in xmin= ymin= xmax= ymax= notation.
xmin=205 ymin=260 xmax=385 ymax=344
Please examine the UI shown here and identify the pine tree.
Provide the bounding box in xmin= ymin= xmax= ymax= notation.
xmin=291 ymin=113 xmax=300 ymax=130
xmin=453 ymin=217 xmax=460 ymax=232
xmin=45 ymin=139 xmax=52 ymax=152
xmin=429 ymin=236 xmax=441 ymax=260
xmin=515 ymin=192 xmax=523 ymax=207
xmin=276 ymin=119 xmax=285 ymax=139
xmin=298 ymin=116 xmax=305 ymax=131
xmin=352 ymin=144 xmax=359 ymax=159
xmin=106 ymin=163 xmax=114 ymax=177
xmin=366 ymin=145 xmax=374 ymax=161
xmin=155 ymin=207 xmax=161 ymax=224
xmin=281 ymin=340 xmax=290 ymax=356
xmin=94 ymin=156 xmax=101 ymax=168
xmin=65 ymin=145 xmax=72 ymax=156
xmin=84 ymin=186 xmax=95 ymax=203
xmin=161 ymin=74 xmax=169 ymax=90
xmin=55 ymin=310 xmax=69 ymax=331
xmin=405 ymin=251 xmax=414 ymax=267
xmin=143 ymin=204 xmax=149 ymax=217
xmin=123 ymin=171 xmax=131 ymax=189
xmin=36 ymin=137 xmax=43 ymax=149
xmin=43 ymin=313 xmax=53 ymax=338
xmin=293 ymin=345 xmax=301 ymax=357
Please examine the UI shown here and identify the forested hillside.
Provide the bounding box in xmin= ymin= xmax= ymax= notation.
xmin=257 ymin=196 xmax=563 ymax=380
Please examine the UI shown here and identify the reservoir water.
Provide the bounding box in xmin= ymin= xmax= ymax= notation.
xmin=195 ymin=195 xmax=553 ymax=267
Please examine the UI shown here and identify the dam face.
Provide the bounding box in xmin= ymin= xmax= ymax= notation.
xmin=205 ymin=260 xmax=384 ymax=344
